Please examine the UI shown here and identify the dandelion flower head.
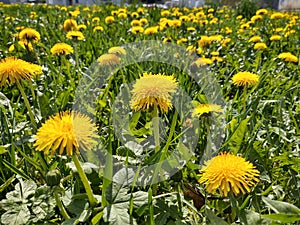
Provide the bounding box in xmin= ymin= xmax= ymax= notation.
xmin=232 ymin=71 xmax=259 ymax=87
xmin=108 ymin=46 xmax=126 ymax=56
xmin=66 ymin=31 xmax=84 ymax=40
xmin=97 ymin=53 xmax=120 ymax=66
xmin=0 ymin=57 xmax=42 ymax=86
xmin=193 ymin=104 xmax=223 ymax=117
xmin=34 ymin=111 xmax=98 ymax=156
xmin=199 ymin=152 xmax=260 ymax=197
xmin=51 ymin=43 xmax=74 ymax=56
xmin=19 ymin=28 xmax=40 ymax=44
xmin=130 ymin=73 xmax=178 ymax=113
xmin=278 ymin=52 xmax=298 ymax=63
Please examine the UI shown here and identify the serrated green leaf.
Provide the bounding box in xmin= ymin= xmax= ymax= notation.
xmin=132 ymin=191 xmax=148 ymax=208
xmin=103 ymin=203 xmax=134 ymax=225
xmin=228 ymin=117 xmax=250 ymax=154
xmin=244 ymin=210 xmax=271 ymax=225
xmin=206 ymin=208 xmax=228 ymax=225
xmin=1 ymin=205 xmax=30 ymax=225
xmin=262 ymin=196 xmax=300 ymax=214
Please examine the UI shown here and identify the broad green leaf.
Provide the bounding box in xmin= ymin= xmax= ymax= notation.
xmin=244 ymin=210 xmax=271 ymax=225
xmin=66 ymin=197 xmax=88 ymax=216
xmin=206 ymin=208 xmax=228 ymax=225
xmin=261 ymin=213 xmax=300 ymax=223
xmin=262 ymin=196 xmax=300 ymax=214
xmin=132 ymin=191 xmax=148 ymax=208
xmin=228 ymin=117 xmax=250 ymax=154
xmin=1 ymin=205 xmax=30 ymax=225
xmin=103 ymin=203 xmax=135 ymax=225
xmin=106 ymin=168 xmax=135 ymax=204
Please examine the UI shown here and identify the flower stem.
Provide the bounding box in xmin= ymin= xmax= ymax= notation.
xmin=54 ymin=188 xmax=70 ymax=220
xmin=152 ymin=104 xmax=160 ymax=152
xmin=72 ymin=154 xmax=97 ymax=207
xmin=15 ymin=79 xmax=37 ymax=130
xmin=243 ymin=85 xmax=247 ymax=112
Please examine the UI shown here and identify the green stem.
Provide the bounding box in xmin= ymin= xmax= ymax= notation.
xmin=54 ymin=188 xmax=70 ymax=220
xmin=243 ymin=85 xmax=247 ymax=113
xmin=16 ymin=79 xmax=36 ymax=130
xmin=152 ymin=104 xmax=160 ymax=152
xmin=102 ymin=136 xmax=113 ymax=207
xmin=72 ymin=154 xmax=97 ymax=207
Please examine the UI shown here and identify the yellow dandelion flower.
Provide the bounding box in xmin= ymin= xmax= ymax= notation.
xmin=187 ymin=27 xmax=196 ymax=32
xmin=222 ymin=38 xmax=231 ymax=47
xmin=63 ymin=19 xmax=78 ymax=32
xmin=171 ymin=19 xmax=181 ymax=28
xmin=179 ymin=15 xmax=189 ymax=22
xmin=50 ymin=42 xmax=74 ymax=56
xmin=212 ymin=56 xmax=223 ymax=62
xmin=118 ymin=12 xmax=127 ymax=19
xmin=34 ymin=111 xmax=97 ymax=156
xmin=131 ymin=12 xmax=139 ymax=18
xmin=249 ymin=36 xmax=261 ymax=43
xmin=256 ymin=9 xmax=267 ymax=15
xmin=269 ymin=34 xmax=281 ymax=41
xmin=140 ymin=18 xmax=148 ymax=25
xmin=253 ymin=42 xmax=267 ymax=50
xmin=130 ymin=73 xmax=178 ymax=113
xmin=199 ymin=152 xmax=260 ymax=197
xmin=66 ymin=31 xmax=84 ymax=40
xmin=271 ymin=12 xmax=284 ymax=19
xmin=192 ymin=57 xmax=213 ymax=67
xmin=93 ymin=26 xmax=104 ymax=32
xmin=161 ymin=10 xmax=170 ymax=17
xmin=0 ymin=57 xmax=42 ymax=86
xmin=163 ymin=37 xmax=172 ymax=43
xmin=186 ymin=45 xmax=196 ymax=53
xmin=251 ymin=15 xmax=262 ymax=22
xmin=108 ymin=46 xmax=126 ymax=56
xmin=77 ymin=24 xmax=87 ymax=31
xmin=105 ymin=16 xmax=115 ymax=24
xmin=117 ymin=8 xmax=127 ymax=14
xmin=144 ymin=26 xmax=159 ymax=35
xmin=278 ymin=52 xmax=298 ymax=63
xmin=131 ymin=19 xmax=141 ymax=27
xmin=92 ymin=17 xmax=100 ymax=24
xmin=97 ymin=53 xmax=120 ymax=66
xmin=131 ymin=26 xmax=144 ymax=34
xmin=177 ymin=38 xmax=188 ymax=45
xmin=232 ymin=71 xmax=259 ymax=87
xmin=193 ymin=104 xmax=222 ymax=117
xmin=19 ymin=28 xmax=40 ymax=44
xmin=198 ymin=36 xmax=212 ymax=47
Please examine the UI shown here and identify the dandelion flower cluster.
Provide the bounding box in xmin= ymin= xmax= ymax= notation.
xmin=0 ymin=57 xmax=42 ymax=86
xmin=199 ymin=152 xmax=260 ymax=197
xmin=130 ymin=73 xmax=178 ymax=113
xmin=34 ymin=111 xmax=98 ymax=156
xmin=232 ymin=71 xmax=259 ymax=87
